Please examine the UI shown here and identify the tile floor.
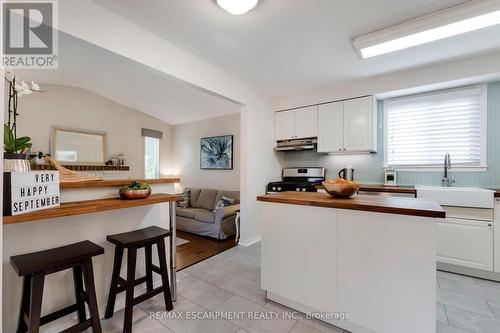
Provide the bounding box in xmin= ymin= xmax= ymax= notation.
xmin=437 ymin=270 xmax=500 ymax=333
xmin=95 ymin=242 xmax=500 ymax=333
xmin=96 ymin=242 xmax=345 ymax=333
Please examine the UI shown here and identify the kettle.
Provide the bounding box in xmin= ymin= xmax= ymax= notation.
xmin=338 ymin=166 xmax=355 ymax=181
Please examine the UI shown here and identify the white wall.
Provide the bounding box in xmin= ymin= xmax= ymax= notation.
xmin=172 ymin=112 xmax=241 ymax=191
xmin=8 ymin=84 xmax=173 ymax=178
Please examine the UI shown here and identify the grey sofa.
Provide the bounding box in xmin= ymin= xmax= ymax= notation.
xmin=176 ymin=188 xmax=240 ymax=240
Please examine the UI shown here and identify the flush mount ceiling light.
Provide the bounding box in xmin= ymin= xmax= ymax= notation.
xmin=216 ymin=0 xmax=260 ymax=15
xmin=353 ymin=0 xmax=500 ymax=59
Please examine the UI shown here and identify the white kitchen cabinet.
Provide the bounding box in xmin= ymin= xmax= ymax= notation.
xmin=437 ymin=218 xmax=493 ymax=271
xmin=318 ymin=101 xmax=343 ymax=153
xmin=275 ymin=110 xmax=296 ymax=141
xmin=295 ymin=106 xmax=318 ymax=139
xmin=343 ymin=96 xmax=377 ymax=152
xmin=495 ymin=198 xmax=500 ymax=273
xmin=261 ymin=203 xmax=338 ymax=312
xmin=317 ymin=96 xmax=377 ymax=153
xmin=275 ymin=106 xmax=317 ymax=141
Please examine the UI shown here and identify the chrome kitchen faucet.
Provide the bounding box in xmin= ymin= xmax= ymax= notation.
xmin=442 ymin=153 xmax=456 ymax=187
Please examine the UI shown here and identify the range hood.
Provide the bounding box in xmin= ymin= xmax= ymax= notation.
xmin=276 ymin=138 xmax=317 ymax=152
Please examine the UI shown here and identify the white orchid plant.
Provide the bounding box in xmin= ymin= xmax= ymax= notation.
xmin=4 ymin=68 xmax=43 ymax=155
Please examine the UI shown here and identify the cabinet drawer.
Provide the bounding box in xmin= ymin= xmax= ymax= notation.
xmin=443 ymin=206 xmax=494 ymax=222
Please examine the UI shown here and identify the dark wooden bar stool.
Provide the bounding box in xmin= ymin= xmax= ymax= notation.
xmin=105 ymin=226 xmax=174 ymax=333
xmin=10 ymin=241 xmax=104 ymax=333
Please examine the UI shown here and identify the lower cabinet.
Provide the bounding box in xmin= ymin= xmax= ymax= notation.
xmin=495 ymin=198 xmax=500 ymax=273
xmin=437 ymin=218 xmax=493 ymax=271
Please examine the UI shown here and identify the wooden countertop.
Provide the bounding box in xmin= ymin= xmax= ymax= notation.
xmin=3 ymin=193 xmax=183 ymax=225
xmin=257 ymin=192 xmax=445 ymax=218
xmin=61 ymin=177 xmax=180 ymax=189
xmin=319 ymin=184 xmax=500 ymax=197
xmin=358 ymin=184 xmax=416 ymax=194
xmin=316 ymin=184 xmax=416 ymax=194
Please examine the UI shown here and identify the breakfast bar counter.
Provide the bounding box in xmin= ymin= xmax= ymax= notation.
xmin=2 ymin=178 xmax=180 ymax=332
xmin=258 ymin=191 xmax=442 ymax=333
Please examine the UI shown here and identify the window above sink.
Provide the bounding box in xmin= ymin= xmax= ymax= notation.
xmin=383 ymin=84 xmax=488 ymax=172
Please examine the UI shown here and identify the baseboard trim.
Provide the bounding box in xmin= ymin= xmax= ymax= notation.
xmin=438 ymin=262 xmax=500 ymax=281
xmin=238 ymin=234 xmax=261 ymax=247
xmin=266 ymin=292 xmax=376 ymax=333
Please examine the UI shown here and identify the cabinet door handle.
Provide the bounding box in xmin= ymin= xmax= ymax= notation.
xmin=488 ymin=224 xmax=493 ymax=227
xmin=339 ymin=148 xmax=342 ymax=151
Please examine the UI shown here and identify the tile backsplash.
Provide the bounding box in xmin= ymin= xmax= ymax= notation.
xmin=278 ymin=81 xmax=500 ymax=187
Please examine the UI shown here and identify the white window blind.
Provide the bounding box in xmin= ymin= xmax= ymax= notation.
xmin=385 ymin=85 xmax=486 ymax=168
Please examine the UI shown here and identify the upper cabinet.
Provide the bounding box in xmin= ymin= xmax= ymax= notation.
xmin=295 ymin=106 xmax=318 ymax=139
xmin=275 ymin=106 xmax=317 ymax=141
xmin=275 ymin=110 xmax=296 ymax=141
xmin=318 ymin=101 xmax=343 ymax=153
xmin=318 ymin=96 xmax=377 ymax=153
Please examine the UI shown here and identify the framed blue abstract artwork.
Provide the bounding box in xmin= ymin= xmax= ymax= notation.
xmin=200 ymin=135 xmax=233 ymax=170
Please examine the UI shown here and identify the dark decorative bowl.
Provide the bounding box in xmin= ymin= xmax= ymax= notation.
xmin=119 ymin=188 xmax=152 ymax=200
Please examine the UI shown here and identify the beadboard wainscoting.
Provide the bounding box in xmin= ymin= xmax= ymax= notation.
xmin=278 ymin=81 xmax=500 ymax=187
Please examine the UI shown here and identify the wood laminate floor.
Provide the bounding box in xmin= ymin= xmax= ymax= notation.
xmin=176 ymin=230 xmax=237 ymax=270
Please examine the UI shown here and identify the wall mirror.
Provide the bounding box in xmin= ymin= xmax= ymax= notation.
xmin=51 ymin=127 xmax=107 ymax=165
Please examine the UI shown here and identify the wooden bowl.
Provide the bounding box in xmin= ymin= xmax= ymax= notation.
xmin=322 ymin=181 xmax=360 ymax=199
xmin=119 ymin=188 xmax=152 ymax=200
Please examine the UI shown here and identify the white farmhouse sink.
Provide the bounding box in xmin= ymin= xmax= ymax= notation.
xmin=416 ymin=186 xmax=495 ymax=209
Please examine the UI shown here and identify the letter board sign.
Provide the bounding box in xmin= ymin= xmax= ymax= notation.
xmin=3 ymin=171 xmax=60 ymax=216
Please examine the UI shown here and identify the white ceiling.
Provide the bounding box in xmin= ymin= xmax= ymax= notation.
xmin=92 ymin=0 xmax=500 ymax=98
xmin=18 ymin=32 xmax=241 ymax=125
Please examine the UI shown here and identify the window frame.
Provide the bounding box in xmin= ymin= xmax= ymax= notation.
xmin=143 ymin=136 xmax=160 ymax=179
xmin=383 ymin=84 xmax=488 ymax=172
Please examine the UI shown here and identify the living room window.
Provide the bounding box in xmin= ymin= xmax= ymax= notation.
xmin=142 ymin=128 xmax=162 ymax=179
xmin=384 ymin=85 xmax=487 ymax=170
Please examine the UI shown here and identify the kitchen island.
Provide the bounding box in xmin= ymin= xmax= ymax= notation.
xmin=257 ymin=192 xmax=444 ymax=333
xmin=2 ymin=177 xmax=180 ymax=333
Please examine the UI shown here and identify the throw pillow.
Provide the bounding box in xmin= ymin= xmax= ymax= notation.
xmin=176 ymin=190 xmax=191 ymax=208
xmin=213 ymin=196 xmax=235 ymax=212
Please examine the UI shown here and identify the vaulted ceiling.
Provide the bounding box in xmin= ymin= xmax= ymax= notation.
xmin=18 ymin=32 xmax=241 ymax=125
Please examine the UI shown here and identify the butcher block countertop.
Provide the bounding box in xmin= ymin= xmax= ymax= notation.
xmin=257 ymin=192 xmax=445 ymax=218
xmin=4 ymin=193 xmax=183 ymax=225
xmin=317 ymin=184 xmax=500 ymax=197
xmin=358 ymin=184 xmax=416 ymax=194
xmin=316 ymin=184 xmax=416 ymax=195
xmin=490 ymin=189 xmax=500 ymax=198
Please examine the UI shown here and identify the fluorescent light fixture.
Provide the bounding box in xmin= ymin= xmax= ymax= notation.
xmin=217 ymin=0 xmax=259 ymax=15
xmin=353 ymin=0 xmax=500 ymax=59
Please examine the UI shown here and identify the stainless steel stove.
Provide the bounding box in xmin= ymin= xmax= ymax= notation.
xmin=267 ymin=167 xmax=325 ymax=193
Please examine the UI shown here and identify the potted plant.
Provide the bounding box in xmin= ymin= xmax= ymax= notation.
xmin=4 ymin=70 xmax=42 ymax=172
xmin=119 ymin=181 xmax=152 ymax=199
